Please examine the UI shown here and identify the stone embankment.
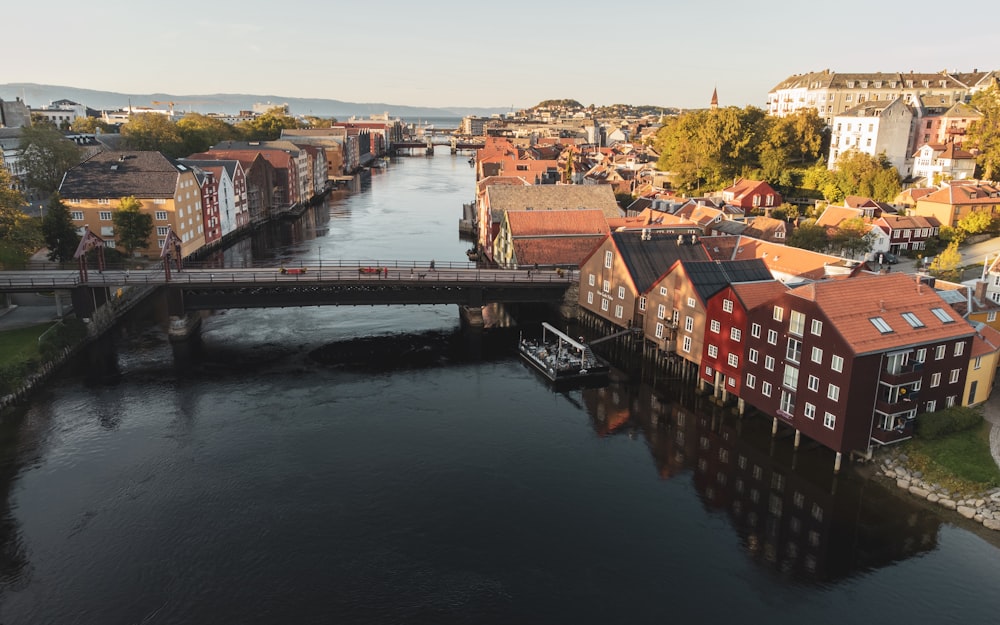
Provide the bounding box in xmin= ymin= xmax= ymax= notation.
xmin=876 ymin=452 xmax=1000 ymax=531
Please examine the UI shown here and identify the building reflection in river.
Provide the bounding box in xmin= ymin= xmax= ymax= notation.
xmin=580 ymin=378 xmax=942 ymax=583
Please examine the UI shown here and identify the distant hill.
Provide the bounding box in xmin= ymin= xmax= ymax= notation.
xmin=0 ymin=83 xmax=511 ymax=120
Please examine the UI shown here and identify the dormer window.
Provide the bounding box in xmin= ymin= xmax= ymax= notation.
xmin=847 ymin=81 xmax=855 ymax=88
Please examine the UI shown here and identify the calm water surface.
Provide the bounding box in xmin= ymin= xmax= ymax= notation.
xmin=2 ymin=149 xmax=999 ymax=624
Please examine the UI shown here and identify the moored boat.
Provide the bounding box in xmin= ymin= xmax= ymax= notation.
xmin=519 ymin=322 xmax=609 ymax=387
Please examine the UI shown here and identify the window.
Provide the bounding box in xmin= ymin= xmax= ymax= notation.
xmin=682 ymin=336 xmax=692 ymax=353
xmin=684 ymin=316 xmax=694 ymax=332
xmin=748 ymin=348 xmax=759 ymax=364
xmin=657 ymin=304 xmax=666 ymax=319
xmin=70 ymin=211 xmax=84 ymax=221
xmin=99 ymin=211 xmax=112 ymax=221
xmin=601 ymin=299 xmax=609 ymax=311
xmin=587 ymin=292 xmax=594 ymax=304
xmin=728 ymin=353 xmax=739 ymax=367
xmin=989 ymin=312 xmax=997 ymax=323
xmin=723 ymin=299 xmax=734 ymax=313
xmin=659 ymin=286 xmax=668 ymax=296
xmin=950 ymin=368 xmax=960 ymax=384
xmin=618 ymin=286 xmax=626 ymax=300
xmin=589 ymin=274 xmax=596 ymax=287
xmin=789 ymin=310 xmax=805 ymax=336
xmin=870 ymin=317 xmax=893 ymax=333
xmin=804 ymin=403 xmax=816 ymax=420
xmin=831 ymin=355 xmax=844 ymax=373
xmin=773 ymin=306 xmax=784 ymax=322
xmin=935 ymin=345 xmax=946 ymax=360
xmin=751 ymin=323 xmax=761 ymax=338
xmin=687 ymin=297 xmax=697 ymax=308
xmin=156 ymin=226 xmax=169 ymax=236
xmin=954 ymin=342 xmax=965 ymax=357
xmin=710 ymin=320 xmax=721 ymax=334
xmin=604 ymin=250 xmax=613 ymax=268
xmin=946 ymin=395 xmax=957 ymax=408
xmin=926 ymin=399 xmax=937 ymax=412
xmin=730 ymin=327 xmax=742 ymax=342
xmin=603 ymin=280 xmax=610 ymax=293
xmin=780 ymin=390 xmax=795 ymax=414
xmin=708 ymin=345 xmax=719 ymax=358
xmin=638 ymin=297 xmax=646 ymax=312
xmin=765 ymin=355 xmax=775 ymax=371
xmin=930 ymin=307 xmax=954 ymax=323
xmin=786 ymin=338 xmax=802 ymax=363
xmin=901 ymin=312 xmax=924 ymax=328
xmin=97 ymin=198 xmax=110 ymax=205
xmin=827 ymin=384 xmax=840 ymax=401
xmin=746 ymin=373 xmax=756 ymax=389
xmin=930 ymin=372 xmax=941 ymax=387
xmin=823 ymin=412 xmax=836 ymax=430
xmin=807 ymin=375 xmax=819 ymax=392
xmin=811 ymin=346 xmax=823 ymax=364
xmin=655 ymin=323 xmax=664 ymax=339
xmin=975 ymin=356 xmax=983 ymax=370
xmin=783 ymin=365 xmax=799 ymax=389
xmin=154 ymin=199 xmax=166 ymax=205
xmin=615 ymin=305 xmax=623 ymax=319
xmin=916 ymin=348 xmax=926 ymax=363
xmin=762 ymin=381 xmax=772 ymax=397
xmin=767 ymin=329 xmax=778 ymax=345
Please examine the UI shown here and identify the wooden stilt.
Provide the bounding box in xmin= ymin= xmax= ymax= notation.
xmin=771 ymin=417 xmax=779 ymax=437
xmin=794 ymin=429 xmax=801 ymax=449
xmin=834 ymin=452 xmax=843 ymax=473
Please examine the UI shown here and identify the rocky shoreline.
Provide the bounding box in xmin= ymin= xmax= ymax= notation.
xmin=875 ymin=450 xmax=1000 ymax=532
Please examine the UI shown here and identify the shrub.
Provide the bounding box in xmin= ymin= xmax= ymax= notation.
xmin=915 ymin=406 xmax=983 ymax=440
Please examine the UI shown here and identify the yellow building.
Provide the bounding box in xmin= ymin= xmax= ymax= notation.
xmin=59 ymin=151 xmax=206 ymax=258
xmin=964 ymin=325 xmax=1000 ymax=407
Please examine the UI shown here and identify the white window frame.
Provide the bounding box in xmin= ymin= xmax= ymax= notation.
xmin=728 ymin=353 xmax=739 ymax=368
xmin=682 ymin=336 xmax=692 ymax=353
xmin=831 ymin=355 xmax=844 ymax=373
xmin=949 ymin=368 xmax=960 ymax=384
xmin=954 ymin=342 xmax=964 ymax=357
xmin=604 ymin=250 xmax=613 ymax=268
xmin=710 ymin=320 xmax=721 ymax=334
xmin=730 ymin=327 xmax=742 ymax=342
xmin=804 ymin=403 xmax=816 ymax=419
xmin=773 ymin=306 xmax=784 ymax=322
xmin=823 ymin=412 xmax=836 ymax=430
xmin=765 ymin=355 xmax=775 ymax=371
xmin=767 ymin=329 xmax=778 ymax=345
xmin=708 ymin=344 xmax=719 ymax=358
xmin=723 ymin=299 xmax=734 ymax=313
xmin=615 ymin=305 xmax=623 ymax=319
xmin=684 ymin=316 xmax=694 ymax=332
xmin=811 ymin=346 xmax=822 ymax=364
xmin=827 ymin=384 xmax=840 ymax=401
xmin=762 ymin=381 xmax=772 ymax=397
xmin=751 ymin=323 xmax=761 ymax=338
xmin=618 ymin=286 xmax=626 ymax=300
xmin=746 ymin=373 xmax=757 ymax=389
xmin=748 ymin=348 xmax=758 ymax=364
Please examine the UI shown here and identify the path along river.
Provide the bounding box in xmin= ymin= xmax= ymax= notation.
xmin=1 ymin=150 xmax=999 ymax=624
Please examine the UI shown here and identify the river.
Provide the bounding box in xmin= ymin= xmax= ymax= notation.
xmin=1 ymin=148 xmax=999 ymax=624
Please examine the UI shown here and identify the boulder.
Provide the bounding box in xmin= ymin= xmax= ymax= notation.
xmin=927 ymin=493 xmax=940 ymax=503
xmin=910 ymin=486 xmax=930 ymax=498
xmin=897 ymin=479 xmax=911 ymax=490
xmin=939 ymin=499 xmax=957 ymax=510
xmin=984 ymin=519 xmax=1000 ymax=531
xmin=958 ymin=506 xmax=976 ymax=519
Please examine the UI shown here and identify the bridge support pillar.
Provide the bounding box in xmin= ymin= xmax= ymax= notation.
xmin=168 ymin=313 xmax=202 ymax=343
xmin=459 ymin=305 xmax=484 ymax=329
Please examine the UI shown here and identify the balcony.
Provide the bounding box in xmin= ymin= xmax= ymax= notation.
xmin=875 ymin=394 xmax=919 ymax=415
xmin=871 ymin=418 xmax=915 ymax=446
xmin=881 ymin=361 xmax=923 ymax=384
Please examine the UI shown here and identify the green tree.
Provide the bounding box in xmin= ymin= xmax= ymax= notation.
xmin=957 ymin=210 xmax=994 ymax=238
xmin=302 ymin=115 xmax=335 ymax=128
xmin=176 ymin=113 xmax=239 ymax=156
xmin=121 ymin=113 xmax=184 ymax=156
xmin=786 ymin=220 xmax=829 ymax=252
xmin=966 ymin=84 xmax=1000 ymax=180
xmin=112 ymin=196 xmax=153 ymax=257
xmin=18 ymin=126 xmax=83 ymax=195
xmin=0 ymin=169 xmax=41 ymax=266
xmin=828 ymin=150 xmax=901 ymax=203
xmin=70 ymin=116 xmax=113 ymax=134
xmin=29 ymin=113 xmax=57 ymax=129
xmin=828 ymin=217 xmax=875 ymax=259
xmin=235 ymin=107 xmax=302 ymax=142
xmin=41 ymin=193 xmax=80 ymax=263
xmin=929 ymin=240 xmax=962 ymax=281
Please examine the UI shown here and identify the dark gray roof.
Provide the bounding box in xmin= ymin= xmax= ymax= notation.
xmin=179 ymin=158 xmax=240 ymax=181
xmin=681 ymin=259 xmax=773 ymax=303
xmin=712 ymin=220 xmax=747 ymax=235
xmin=59 ymin=151 xmax=185 ymax=198
xmin=612 ymin=231 xmax=709 ymax=293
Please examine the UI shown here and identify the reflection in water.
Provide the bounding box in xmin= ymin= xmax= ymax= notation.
xmin=580 ymin=378 xmax=942 ymax=584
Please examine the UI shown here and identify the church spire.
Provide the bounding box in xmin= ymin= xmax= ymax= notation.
xmin=710 ymin=86 xmax=719 ymax=110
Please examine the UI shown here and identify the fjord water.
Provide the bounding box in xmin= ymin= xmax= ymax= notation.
xmin=2 ymin=150 xmax=999 ymax=624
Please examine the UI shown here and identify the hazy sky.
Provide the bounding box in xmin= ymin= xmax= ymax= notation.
xmin=6 ymin=0 xmax=999 ymax=111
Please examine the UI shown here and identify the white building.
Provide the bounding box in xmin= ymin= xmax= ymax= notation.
xmin=828 ymin=98 xmax=914 ymax=175
xmin=911 ymin=143 xmax=977 ymax=184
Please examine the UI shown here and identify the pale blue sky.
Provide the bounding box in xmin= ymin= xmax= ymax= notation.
xmin=6 ymin=0 xmax=999 ymax=111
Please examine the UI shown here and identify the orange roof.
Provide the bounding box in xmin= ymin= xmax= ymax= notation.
xmin=506 ymin=209 xmax=610 ymax=236
xmin=920 ymin=182 xmax=1000 ymax=206
xmin=511 ymin=236 xmax=606 ymax=266
xmin=971 ymin=325 xmax=1000 ymax=358
xmin=789 ymin=273 xmax=974 ymax=355
xmin=731 ymin=236 xmax=847 ymax=281
xmin=730 ymin=280 xmax=789 ymax=310
xmin=816 ymin=206 xmax=863 ymax=227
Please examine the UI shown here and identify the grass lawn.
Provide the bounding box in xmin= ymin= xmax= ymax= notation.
xmin=0 ymin=323 xmax=54 ymax=366
xmin=906 ymin=422 xmax=1000 ymax=492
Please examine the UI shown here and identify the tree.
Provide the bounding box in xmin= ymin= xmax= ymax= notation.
xmin=41 ymin=193 xmax=80 ymax=263
xmin=121 ymin=113 xmax=184 ymax=156
xmin=966 ymin=84 xmax=1000 ymax=180
xmin=827 ymin=150 xmax=901 ymax=203
xmin=235 ymin=107 xmax=302 ymax=142
xmin=176 ymin=113 xmax=239 ymax=156
xmin=956 ymin=210 xmax=994 ymax=238
xmin=829 ymin=217 xmax=875 ymax=259
xmin=929 ymin=240 xmax=962 ymax=281
xmin=302 ymin=116 xmax=335 ymax=128
xmin=112 ymin=196 xmax=153 ymax=257
xmin=786 ymin=220 xmax=829 ymax=252
xmin=18 ymin=126 xmax=83 ymax=195
xmin=29 ymin=113 xmax=57 ymax=129
xmin=0 ymin=169 xmax=41 ymax=266
xmin=70 ymin=116 xmax=113 ymax=134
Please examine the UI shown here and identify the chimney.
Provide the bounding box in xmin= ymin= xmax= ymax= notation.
xmin=975 ymin=280 xmax=988 ymax=302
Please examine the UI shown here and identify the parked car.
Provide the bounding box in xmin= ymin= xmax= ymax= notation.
xmin=873 ymin=252 xmax=898 ymax=264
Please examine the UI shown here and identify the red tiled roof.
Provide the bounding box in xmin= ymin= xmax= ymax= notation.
xmin=816 ymin=206 xmax=862 ymax=227
xmin=512 ymin=236 xmax=606 ymax=266
xmin=506 ymin=209 xmax=609 ymax=236
xmin=789 ymin=273 xmax=974 ymax=355
xmin=730 ymin=280 xmax=789 ymax=310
